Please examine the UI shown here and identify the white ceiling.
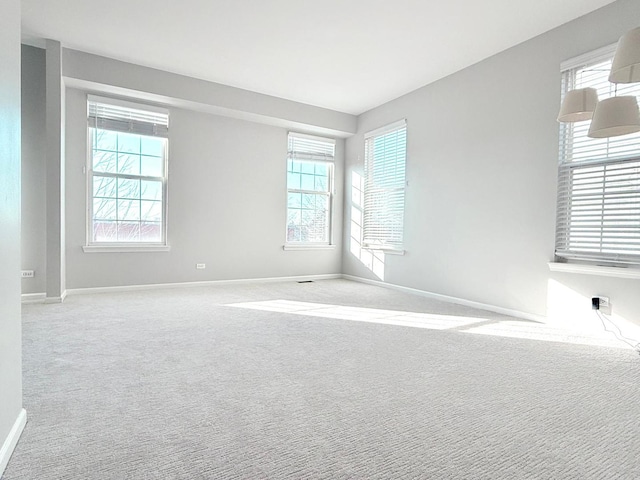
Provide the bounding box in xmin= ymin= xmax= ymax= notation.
xmin=21 ymin=0 xmax=617 ymax=115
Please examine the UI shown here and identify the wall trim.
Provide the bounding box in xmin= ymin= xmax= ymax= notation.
xmin=29 ymin=274 xmax=543 ymax=323
xmin=548 ymin=262 xmax=640 ymax=279
xmin=65 ymin=274 xmax=342 ymax=296
xmin=21 ymin=293 xmax=46 ymax=304
xmin=44 ymin=290 xmax=67 ymax=304
xmin=0 ymin=408 xmax=27 ymax=478
xmin=342 ymin=274 xmax=546 ymax=323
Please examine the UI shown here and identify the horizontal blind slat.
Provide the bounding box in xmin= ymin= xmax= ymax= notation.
xmin=88 ymin=100 xmax=169 ymax=138
xmin=556 ymin=53 xmax=640 ymax=263
xmin=363 ymin=124 xmax=407 ymax=248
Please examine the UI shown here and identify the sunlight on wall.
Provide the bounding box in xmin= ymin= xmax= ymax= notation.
xmin=227 ymin=299 xmax=632 ymax=350
xmin=349 ymin=171 xmax=385 ymax=280
xmin=547 ymin=278 xmax=640 ymax=347
xmin=546 ymin=279 xmax=601 ymax=332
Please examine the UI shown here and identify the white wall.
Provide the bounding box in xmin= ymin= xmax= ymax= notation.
xmin=343 ymin=0 xmax=640 ymax=330
xmin=21 ymin=45 xmax=46 ymax=294
xmin=64 ymin=87 xmax=344 ymax=288
xmin=0 ymin=0 xmax=24 ymax=474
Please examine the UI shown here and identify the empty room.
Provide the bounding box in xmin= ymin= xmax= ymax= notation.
xmin=2 ymin=0 xmax=640 ymax=478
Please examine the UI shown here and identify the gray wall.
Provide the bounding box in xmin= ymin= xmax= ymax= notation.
xmin=62 ymin=48 xmax=356 ymax=138
xmin=64 ymin=87 xmax=344 ymax=288
xmin=21 ymin=45 xmax=46 ymax=294
xmin=0 ymin=0 xmax=23 ymax=467
xmin=21 ymin=48 xmax=345 ymax=291
xmin=343 ymin=0 xmax=640 ymax=331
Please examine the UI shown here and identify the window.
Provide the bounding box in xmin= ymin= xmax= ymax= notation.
xmin=286 ymin=133 xmax=335 ymax=245
xmin=363 ymin=120 xmax=407 ymax=251
xmin=556 ymin=46 xmax=640 ymax=265
xmin=87 ymin=96 xmax=169 ymax=246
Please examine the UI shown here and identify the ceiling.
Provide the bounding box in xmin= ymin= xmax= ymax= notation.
xmin=21 ymin=0 xmax=617 ymax=115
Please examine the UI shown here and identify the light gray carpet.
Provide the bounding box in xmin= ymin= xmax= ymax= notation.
xmin=4 ymin=279 xmax=640 ymax=479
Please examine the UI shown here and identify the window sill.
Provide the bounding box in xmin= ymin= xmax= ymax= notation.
xmin=548 ymin=262 xmax=640 ymax=279
xmin=283 ymin=244 xmax=336 ymax=251
xmin=83 ymin=245 xmax=171 ymax=253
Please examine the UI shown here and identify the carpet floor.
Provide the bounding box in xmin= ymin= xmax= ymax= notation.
xmin=4 ymin=279 xmax=639 ymax=479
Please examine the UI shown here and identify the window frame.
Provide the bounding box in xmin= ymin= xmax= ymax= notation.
xmin=84 ymin=95 xmax=170 ymax=252
xmin=555 ymin=44 xmax=640 ymax=266
xmin=362 ymin=119 xmax=407 ymax=253
xmin=285 ymin=132 xmax=335 ymax=248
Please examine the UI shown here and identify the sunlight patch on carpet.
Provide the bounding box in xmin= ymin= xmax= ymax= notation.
xmin=226 ymin=299 xmax=630 ymax=349
xmin=226 ymin=299 xmax=485 ymax=330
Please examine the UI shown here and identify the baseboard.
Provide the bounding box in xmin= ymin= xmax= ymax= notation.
xmin=342 ymin=274 xmax=546 ymax=323
xmin=44 ymin=289 xmax=67 ymax=304
xmin=65 ymin=274 xmax=343 ymax=296
xmin=31 ymin=274 xmax=543 ymax=323
xmin=0 ymin=409 xmax=27 ymax=478
xmin=22 ymin=292 xmax=67 ymax=304
xmin=21 ymin=293 xmax=46 ymax=304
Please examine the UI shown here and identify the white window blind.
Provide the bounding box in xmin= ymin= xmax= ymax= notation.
xmin=88 ymin=95 xmax=169 ymax=138
xmin=556 ymin=48 xmax=640 ymax=264
xmin=286 ymin=133 xmax=334 ymax=244
xmin=363 ymin=120 xmax=407 ymax=250
xmin=87 ymin=97 xmax=169 ymax=245
xmin=288 ymin=132 xmax=335 ymax=161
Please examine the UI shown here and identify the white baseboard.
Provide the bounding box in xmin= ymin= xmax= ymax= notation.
xmin=29 ymin=274 xmax=543 ymax=323
xmin=0 ymin=409 xmax=27 ymax=478
xmin=44 ymin=289 xmax=67 ymax=304
xmin=65 ymin=274 xmax=342 ymax=296
xmin=21 ymin=293 xmax=46 ymax=304
xmin=23 ymin=291 xmax=68 ymax=304
xmin=342 ymin=274 xmax=546 ymax=323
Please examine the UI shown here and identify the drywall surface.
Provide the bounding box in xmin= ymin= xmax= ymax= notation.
xmin=21 ymin=45 xmax=46 ymax=294
xmin=62 ymin=49 xmax=356 ymax=137
xmin=64 ymin=87 xmax=344 ymax=288
xmin=0 ymin=0 xmax=24 ymax=469
xmin=46 ymin=40 xmax=66 ymax=300
xmin=343 ymin=0 xmax=640 ymax=330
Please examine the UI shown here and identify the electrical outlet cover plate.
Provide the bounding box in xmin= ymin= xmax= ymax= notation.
xmin=598 ymin=296 xmax=610 ymax=307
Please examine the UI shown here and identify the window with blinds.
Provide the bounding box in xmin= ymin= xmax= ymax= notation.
xmin=363 ymin=120 xmax=407 ymax=250
xmin=87 ymin=96 xmax=169 ymax=245
xmin=556 ymin=47 xmax=640 ymax=265
xmin=286 ymin=133 xmax=335 ymax=244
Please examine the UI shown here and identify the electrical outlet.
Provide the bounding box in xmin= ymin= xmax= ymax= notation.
xmin=196 ymin=263 xmax=206 ymax=270
xmin=21 ymin=270 xmax=34 ymax=278
xmin=592 ymin=295 xmax=612 ymax=314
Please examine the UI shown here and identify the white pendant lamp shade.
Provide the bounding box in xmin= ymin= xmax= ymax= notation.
xmin=588 ymin=96 xmax=640 ymax=138
xmin=609 ymin=26 xmax=640 ymax=83
xmin=557 ymin=88 xmax=599 ymax=122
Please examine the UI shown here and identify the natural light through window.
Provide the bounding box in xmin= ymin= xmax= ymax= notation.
xmin=226 ymin=299 xmax=631 ymax=349
xmin=286 ymin=133 xmax=334 ymax=244
xmin=88 ymin=97 xmax=168 ymax=245
xmin=350 ymin=170 xmax=385 ymax=279
xmin=556 ymin=47 xmax=640 ymax=265
xmin=363 ymin=120 xmax=407 ymax=252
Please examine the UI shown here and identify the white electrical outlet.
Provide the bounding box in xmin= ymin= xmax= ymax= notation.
xmin=196 ymin=263 xmax=206 ymax=269
xmin=594 ymin=295 xmax=612 ymax=314
xmin=21 ymin=270 xmax=34 ymax=278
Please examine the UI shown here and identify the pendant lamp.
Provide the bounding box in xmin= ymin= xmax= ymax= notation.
xmin=609 ymin=26 xmax=640 ymax=84
xmin=587 ymin=96 xmax=640 ymax=138
xmin=557 ymin=87 xmax=599 ymax=122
